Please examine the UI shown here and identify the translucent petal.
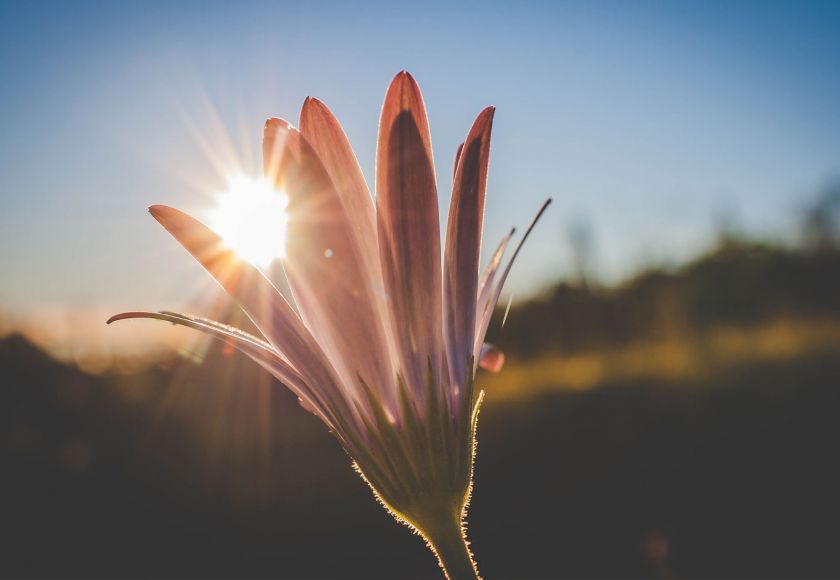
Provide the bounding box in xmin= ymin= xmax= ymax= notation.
xmin=106 ymin=311 xmax=335 ymax=427
xmin=444 ymin=106 xmax=494 ymax=392
xmin=264 ymin=119 xmax=396 ymax=411
xmin=475 ymin=199 xmax=552 ymax=357
xmin=375 ymin=71 xmax=444 ymax=399
xmin=146 ymin=205 xmax=359 ymax=426
xmin=474 ymin=229 xmax=515 ymax=360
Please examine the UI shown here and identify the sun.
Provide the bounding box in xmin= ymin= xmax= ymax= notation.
xmin=209 ymin=174 xmax=288 ymax=267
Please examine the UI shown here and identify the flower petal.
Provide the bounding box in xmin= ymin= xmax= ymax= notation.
xmin=474 ymin=228 xmax=515 ymax=359
xmin=375 ymin=71 xmax=444 ymax=396
xmin=299 ymin=97 xmax=379 ymax=283
xmin=146 ymin=205 xmax=357 ymax=425
xmin=264 ymin=118 xmax=396 ymax=411
xmin=444 ymin=106 xmax=494 ymax=389
xmin=475 ymin=199 xmax=552 ymax=356
xmin=478 ymin=343 xmax=505 ymax=373
xmin=106 ymin=311 xmax=335 ymax=426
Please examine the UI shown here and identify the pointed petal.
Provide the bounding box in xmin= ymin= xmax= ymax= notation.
xmin=475 ymin=199 xmax=552 ymax=358
xmin=106 ymin=311 xmax=335 ymax=427
xmin=478 ymin=343 xmax=505 ymax=373
xmin=107 ymin=311 xmax=272 ymax=351
xmin=146 ymin=205 xmax=356 ymax=424
xmin=299 ymin=97 xmax=378 ymax=279
xmin=264 ymin=118 xmax=395 ymax=410
xmin=444 ymin=106 xmax=495 ymax=388
xmin=375 ymin=71 xmax=443 ymax=394
xmin=474 ymin=228 xmax=515 ymax=356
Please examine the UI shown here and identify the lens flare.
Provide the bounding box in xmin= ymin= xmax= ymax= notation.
xmin=209 ymin=175 xmax=288 ymax=266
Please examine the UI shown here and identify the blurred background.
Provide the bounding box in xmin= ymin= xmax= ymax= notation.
xmin=2 ymin=1 xmax=840 ymax=578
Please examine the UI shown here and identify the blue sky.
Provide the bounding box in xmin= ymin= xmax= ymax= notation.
xmin=2 ymin=0 xmax=839 ymax=326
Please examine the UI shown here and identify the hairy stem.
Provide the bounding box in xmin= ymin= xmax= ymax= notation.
xmin=425 ymin=516 xmax=480 ymax=580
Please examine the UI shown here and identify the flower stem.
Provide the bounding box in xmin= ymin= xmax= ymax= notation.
xmin=426 ymin=516 xmax=480 ymax=580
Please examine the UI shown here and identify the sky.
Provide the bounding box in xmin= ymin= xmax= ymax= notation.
xmin=1 ymin=0 xmax=840 ymax=357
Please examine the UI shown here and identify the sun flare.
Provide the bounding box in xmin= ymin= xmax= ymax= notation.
xmin=209 ymin=175 xmax=288 ymax=267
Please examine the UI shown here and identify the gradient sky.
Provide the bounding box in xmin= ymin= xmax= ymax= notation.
xmin=2 ymin=0 xmax=840 ymax=336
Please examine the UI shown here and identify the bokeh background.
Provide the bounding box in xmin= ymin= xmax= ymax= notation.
xmin=2 ymin=1 xmax=840 ymax=578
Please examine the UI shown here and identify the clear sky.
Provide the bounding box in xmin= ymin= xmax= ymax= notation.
xmin=2 ymin=0 xmax=840 ymax=354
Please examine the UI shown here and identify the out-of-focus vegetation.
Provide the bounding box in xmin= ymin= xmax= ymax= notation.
xmin=485 ymin=239 xmax=840 ymax=400
xmin=493 ymin=240 xmax=840 ymax=357
xmin=2 ymin=191 xmax=840 ymax=578
xmin=486 ymin=186 xmax=840 ymax=402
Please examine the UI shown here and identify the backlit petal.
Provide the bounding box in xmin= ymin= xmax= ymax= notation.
xmin=444 ymin=106 xmax=494 ymax=392
xmin=475 ymin=199 xmax=552 ymax=355
xmin=376 ymin=71 xmax=444 ymax=398
xmin=106 ymin=311 xmax=335 ymax=427
xmin=264 ymin=118 xmax=396 ymax=411
xmin=146 ymin=205 xmax=357 ymax=424
xmin=299 ymin=97 xmax=379 ymax=282
xmin=474 ymin=228 xmax=515 ymax=359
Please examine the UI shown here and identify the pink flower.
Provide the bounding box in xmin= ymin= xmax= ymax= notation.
xmin=109 ymin=72 xmax=548 ymax=579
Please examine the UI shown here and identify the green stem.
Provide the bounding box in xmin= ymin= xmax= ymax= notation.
xmin=426 ymin=516 xmax=480 ymax=580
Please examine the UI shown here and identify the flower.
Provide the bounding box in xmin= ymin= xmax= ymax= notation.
xmin=108 ymin=72 xmax=549 ymax=580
